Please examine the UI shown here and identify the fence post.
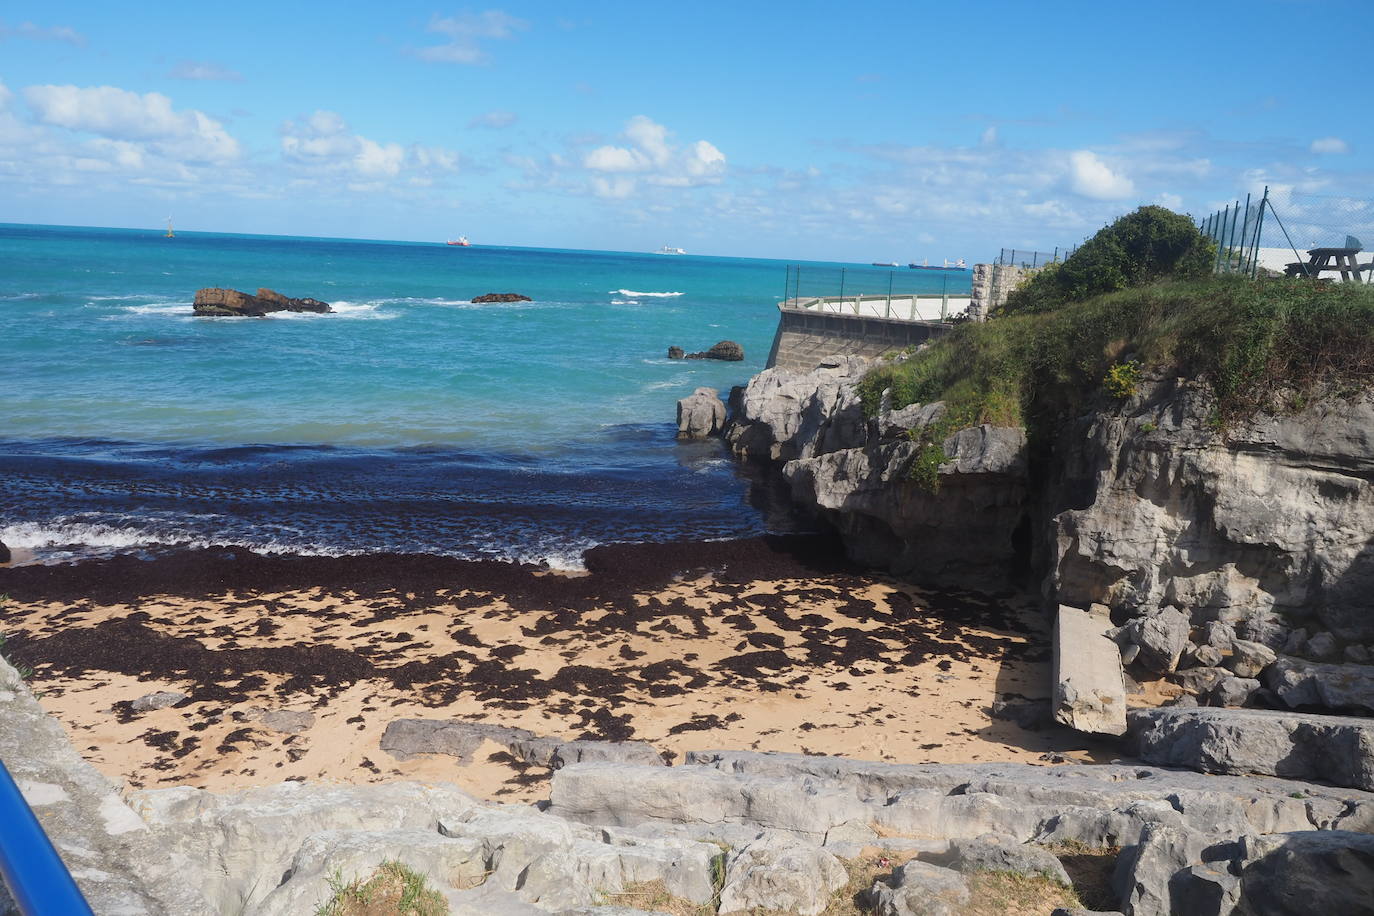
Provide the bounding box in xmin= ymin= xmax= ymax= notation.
xmin=1213 ymin=205 xmax=1229 ymax=273
xmin=1249 ymin=187 xmax=1269 ymax=279
xmin=941 ymin=273 xmax=948 ymax=322
xmin=885 ymin=272 xmax=893 ymax=318
xmin=1238 ymin=194 xmax=1252 ymax=274
xmin=795 ymin=266 xmax=801 ymax=302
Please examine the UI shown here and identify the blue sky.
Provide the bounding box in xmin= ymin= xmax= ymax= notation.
xmin=0 ymin=1 xmax=1369 ymax=260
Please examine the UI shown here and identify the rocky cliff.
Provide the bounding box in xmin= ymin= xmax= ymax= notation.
xmin=723 ymin=358 xmax=1374 ymax=668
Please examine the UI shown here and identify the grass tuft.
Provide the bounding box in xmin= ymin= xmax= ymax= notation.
xmin=315 ymin=861 xmax=448 ymax=916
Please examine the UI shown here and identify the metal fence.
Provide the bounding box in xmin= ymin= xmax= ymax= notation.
xmin=994 ymin=247 xmax=1076 ymax=268
xmin=1200 ymin=187 xmax=1374 ymax=281
xmin=781 ymin=264 xmax=972 ymax=302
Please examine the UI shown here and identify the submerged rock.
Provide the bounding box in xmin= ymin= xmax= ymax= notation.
xmin=470 ymin=292 xmax=532 ymax=303
xmin=193 ymin=287 xmax=332 ymax=316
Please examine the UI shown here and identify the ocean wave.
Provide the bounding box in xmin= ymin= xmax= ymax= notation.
xmin=610 ymin=289 xmax=682 ymax=298
xmin=0 ymin=519 xmax=195 ymax=551
xmin=121 ymin=303 xmax=192 ymax=316
xmin=610 ymin=299 xmax=639 ymax=306
xmin=269 ymin=300 xmax=398 ymax=321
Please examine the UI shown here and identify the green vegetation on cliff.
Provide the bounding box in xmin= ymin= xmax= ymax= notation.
xmin=861 ymin=274 xmax=1374 ymax=432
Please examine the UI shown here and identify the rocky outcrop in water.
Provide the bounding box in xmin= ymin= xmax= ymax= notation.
xmin=0 ymin=537 xmax=9 ymax=564
xmin=193 ymin=287 xmax=332 ymax=316
xmin=470 ymin=292 xmax=532 ymax=303
xmin=669 ymin=340 xmax=745 ymax=361
xmin=676 ymin=386 xmax=727 ymax=439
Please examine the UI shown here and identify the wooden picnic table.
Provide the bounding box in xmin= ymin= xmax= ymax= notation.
xmin=1286 ymin=246 xmax=1365 ymax=281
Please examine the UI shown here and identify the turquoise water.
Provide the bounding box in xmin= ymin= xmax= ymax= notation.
xmin=0 ymin=223 xmax=969 ymax=564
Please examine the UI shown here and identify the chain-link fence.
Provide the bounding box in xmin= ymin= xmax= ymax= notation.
xmin=1200 ymin=187 xmax=1374 ymax=281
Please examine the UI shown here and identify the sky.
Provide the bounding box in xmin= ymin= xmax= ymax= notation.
xmin=0 ymin=0 xmax=1369 ymax=261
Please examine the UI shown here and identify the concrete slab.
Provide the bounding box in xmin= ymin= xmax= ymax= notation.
xmin=1053 ymin=604 xmax=1128 ymax=735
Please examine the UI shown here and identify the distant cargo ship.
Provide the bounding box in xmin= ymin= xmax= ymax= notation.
xmin=446 ymin=236 xmax=471 ymax=247
xmin=908 ymin=258 xmax=967 ymax=270
xmin=655 ymin=245 xmax=686 ymax=255
xmin=871 ymin=261 xmax=900 ymax=267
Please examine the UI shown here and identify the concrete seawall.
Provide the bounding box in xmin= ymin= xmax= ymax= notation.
xmin=765 ymin=307 xmax=952 ymax=372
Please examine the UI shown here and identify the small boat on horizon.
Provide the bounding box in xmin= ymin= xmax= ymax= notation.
xmin=654 ymin=245 xmax=686 ymax=255
xmin=871 ymin=261 xmax=900 ymax=267
xmin=165 ymin=217 xmax=175 ymax=239
xmin=446 ymin=236 xmax=471 ymax=247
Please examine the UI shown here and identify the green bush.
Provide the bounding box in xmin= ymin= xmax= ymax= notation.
xmin=1104 ymin=360 xmax=1141 ymax=399
xmin=998 ymin=206 xmax=1214 ymax=316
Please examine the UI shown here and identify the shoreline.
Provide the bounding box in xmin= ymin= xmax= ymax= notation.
xmin=0 ymin=536 xmax=1116 ymax=803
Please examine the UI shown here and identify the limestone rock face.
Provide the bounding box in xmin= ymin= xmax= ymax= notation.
xmin=717 ymin=832 xmax=847 ymax=916
xmin=676 ymin=387 xmax=727 ymax=439
xmin=946 ymin=832 xmax=1071 ymax=885
xmin=867 ymin=860 xmax=969 ymax=916
xmin=380 ymin=719 xmax=664 ymax=769
xmin=193 ymin=287 xmax=332 ymax=316
xmin=723 ymin=357 xmax=1029 ymax=584
xmin=1052 ymin=375 xmax=1374 ymax=643
xmin=1265 ymin=656 xmax=1374 ymax=713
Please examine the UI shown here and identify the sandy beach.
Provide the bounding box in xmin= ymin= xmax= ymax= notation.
xmin=0 ymin=536 xmax=1122 ymax=803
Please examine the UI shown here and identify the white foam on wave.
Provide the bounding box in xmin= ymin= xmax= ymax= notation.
xmin=610 ymin=299 xmax=639 ymax=306
xmin=271 ymin=300 xmax=398 ymax=321
xmin=511 ymin=544 xmax=590 ymax=573
xmin=122 ymin=302 xmax=192 ymax=316
xmin=610 ymin=289 xmax=682 ymax=298
xmin=1 ymin=520 xmax=197 ymax=551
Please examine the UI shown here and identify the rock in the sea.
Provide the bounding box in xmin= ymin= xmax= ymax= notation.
xmin=130 ymin=691 xmax=188 ymax=713
xmin=1227 ymin=639 xmax=1277 ymax=679
xmin=946 ymin=832 xmax=1070 ymax=885
xmin=1265 ymin=656 xmax=1374 ymax=713
xmin=667 ymin=345 xmax=685 ymax=359
xmin=193 ymin=287 xmax=332 ymax=317
xmin=717 ymin=832 xmax=847 ymax=916
xmin=868 ymin=860 xmax=970 ymax=916
xmin=678 ymin=340 xmax=744 ymax=361
xmin=470 ymin=292 xmax=532 ymax=303
xmin=676 ymin=387 xmax=727 ymax=439
xmin=0 ymin=538 xmax=9 ymax=564
xmin=1128 ymin=706 xmax=1374 ymax=791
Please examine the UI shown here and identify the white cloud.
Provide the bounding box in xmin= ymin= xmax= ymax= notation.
xmin=415 ymin=10 xmax=528 ymax=65
xmin=980 ymin=125 xmax=998 ymax=146
xmin=581 ymin=116 xmax=725 ymax=196
xmin=1067 ymin=150 xmax=1134 ymax=199
xmin=168 ymin=61 xmax=244 ymax=82
xmin=280 ymin=110 xmax=458 ymax=187
xmin=1310 ymin=136 xmax=1349 ymax=154
xmin=0 ymin=21 xmax=85 ymax=46
xmin=1155 ymin=191 xmax=1184 ymax=210
xmin=23 ymin=84 xmax=240 ymax=162
xmin=468 ymin=110 xmax=517 ymax=129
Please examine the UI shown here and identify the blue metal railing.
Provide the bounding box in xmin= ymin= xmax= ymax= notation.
xmin=0 ymin=760 xmax=94 ymax=916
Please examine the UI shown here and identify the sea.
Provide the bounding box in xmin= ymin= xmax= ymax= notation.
xmin=0 ymin=223 xmax=970 ymax=568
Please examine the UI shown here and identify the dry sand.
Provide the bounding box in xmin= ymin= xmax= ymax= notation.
xmin=0 ymin=538 xmax=1119 ymax=803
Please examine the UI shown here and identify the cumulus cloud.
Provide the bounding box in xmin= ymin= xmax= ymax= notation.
xmin=23 ymin=84 xmax=240 ymax=162
xmin=581 ymin=116 xmax=725 ymax=196
xmin=0 ymin=21 xmax=85 ymax=46
xmin=414 ymin=10 xmax=528 ymax=65
xmin=168 ymin=60 xmax=244 ymax=82
xmin=1310 ymin=136 xmax=1349 ymax=154
xmin=280 ymin=110 xmax=459 ymax=184
xmin=1067 ymin=150 xmax=1134 ymax=199
xmin=468 ymin=109 xmax=517 ymax=129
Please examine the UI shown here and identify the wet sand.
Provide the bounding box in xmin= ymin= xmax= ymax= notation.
xmin=0 ymin=536 xmax=1115 ymax=802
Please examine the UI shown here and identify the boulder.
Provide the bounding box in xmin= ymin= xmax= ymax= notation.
xmin=1305 ymin=631 xmax=1340 ymax=661
xmin=1118 ymin=607 xmax=1192 ymax=673
xmin=680 ymin=340 xmax=744 ymax=361
xmin=0 ymin=538 xmax=9 ymax=564
xmin=1265 ymin=656 xmax=1374 ymax=713
xmin=1228 ymin=639 xmax=1277 ymax=679
xmin=470 ymin=292 xmax=531 ymax=303
xmin=1348 ymin=645 xmax=1372 ymax=663
xmin=193 ymin=287 xmax=332 ymax=316
xmin=717 ymin=832 xmax=847 ymax=916
xmin=1172 ymin=666 xmax=1231 ymax=697
xmin=1228 ymin=830 xmax=1374 ymax=915
xmin=1128 ymin=706 xmax=1374 ymax=791
xmin=667 ymin=345 xmax=685 ymax=359
xmin=676 ymin=387 xmax=727 ymax=439
xmin=1111 ymin=822 xmax=1214 ymax=916
xmin=1191 ymin=644 xmax=1224 ymax=668
xmin=1203 ymin=621 xmax=1237 ymax=650
xmin=868 ymin=860 xmax=969 ymax=916
xmin=1282 ymin=627 xmax=1309 ymax=657
xmin=1206 ymin=676 xmax=1260 ymax=708
xmin=130 ymin=691 xmax=188 ymax=713
xmin=946 ymin=832 xmax=1070 ymax=885
xmin=1053 ymin=605 xmax=1128 ymax=736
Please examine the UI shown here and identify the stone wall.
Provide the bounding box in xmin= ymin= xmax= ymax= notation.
xmin=968 ymin=262 xmax=1033 ymax=321
xmin=765 ymin=308 xmax=950 ymax=372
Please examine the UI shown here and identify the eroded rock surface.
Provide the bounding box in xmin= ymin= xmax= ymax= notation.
xmin=193 ymin=287 xmax=332 ymax=316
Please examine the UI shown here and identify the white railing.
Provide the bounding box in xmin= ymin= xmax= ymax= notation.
xmin=782 ymin=292 xmax=971 ymax=323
